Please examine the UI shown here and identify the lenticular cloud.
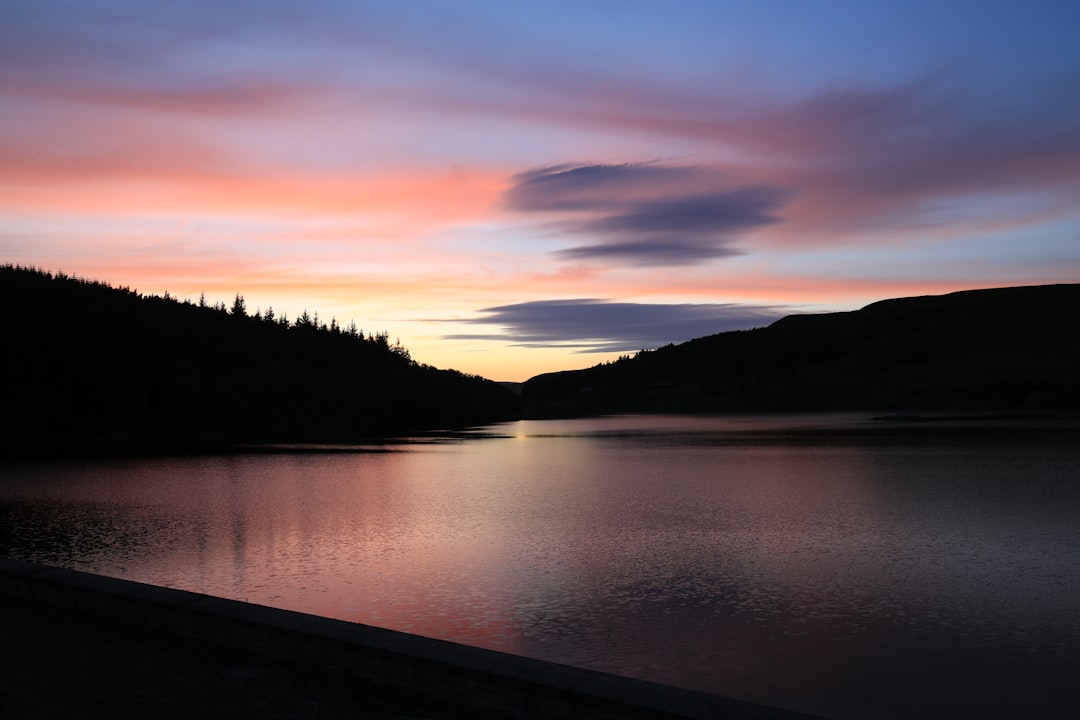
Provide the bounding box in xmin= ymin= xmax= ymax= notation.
xmin=502 ymin=163 xmax=792 ymax=266
xmin=447 ymin=298 xmax=787 ymax=352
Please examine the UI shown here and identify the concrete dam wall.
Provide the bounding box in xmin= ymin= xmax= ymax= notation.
xmin=0 ymin=558 xmax=824 ymax=719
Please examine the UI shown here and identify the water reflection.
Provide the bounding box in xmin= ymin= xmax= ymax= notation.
xmin=1 ymin=415 xmax=1078 ymax=719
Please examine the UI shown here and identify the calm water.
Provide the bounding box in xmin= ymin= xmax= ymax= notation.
xmin=2 ymin=414 xmax=1078 ymax=719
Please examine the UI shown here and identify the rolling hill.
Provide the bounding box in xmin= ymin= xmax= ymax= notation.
xmin=522 ymin=284 xmax=1080 ymax=417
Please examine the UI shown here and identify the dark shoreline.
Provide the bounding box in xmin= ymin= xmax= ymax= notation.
xmin=4 ymin=409 xmax=1078 ymax=461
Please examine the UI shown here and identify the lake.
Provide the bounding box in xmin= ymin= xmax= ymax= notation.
xmin=2 ymin=413 xmax=1078 ymax=719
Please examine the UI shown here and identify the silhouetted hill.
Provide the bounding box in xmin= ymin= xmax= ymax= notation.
xmin=1 ymin=265 xmax=519 ymax=455
xmin=522 ymin=284 xmax=1080 ymax=417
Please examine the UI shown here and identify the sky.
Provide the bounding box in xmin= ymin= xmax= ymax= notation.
xmin=2 ymin=1 xmax=1079 ymax=381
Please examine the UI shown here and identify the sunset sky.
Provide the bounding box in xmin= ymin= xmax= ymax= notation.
xmin=3 ymin=1 xmax=1079 ymax=381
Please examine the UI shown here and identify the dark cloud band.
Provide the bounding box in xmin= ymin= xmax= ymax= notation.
xmin=557 ymin=241 xmax=741 ymax=264
xmin=446 ymin=298 xmax=787 ymax=353
xmin=502 ymin=163 xmax=793 ymax=266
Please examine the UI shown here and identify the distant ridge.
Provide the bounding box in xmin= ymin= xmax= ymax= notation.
xmin=1 ymin=264 xmax=519 ymax=456
xmin=522 ymin=284 xmax=1080 ymax=417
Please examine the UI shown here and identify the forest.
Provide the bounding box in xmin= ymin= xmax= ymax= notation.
xmin=1 ymin=264 xmax=520 ymax=456
xmin=522 ymin=283 xmax=1080 ymax=417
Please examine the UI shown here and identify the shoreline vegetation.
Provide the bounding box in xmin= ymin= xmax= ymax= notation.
xmin=4 ymin=264 xmax=1078 ymax=457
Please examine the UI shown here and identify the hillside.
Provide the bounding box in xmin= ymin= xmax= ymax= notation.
xmin=1 ymin=265 xmax=520 ymax=455
xmin=522 ymin=284 xmax=1080 ymax=417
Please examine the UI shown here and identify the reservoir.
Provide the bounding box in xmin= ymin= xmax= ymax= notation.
xmin=2 ymin=414 xmax=1077 ymax=719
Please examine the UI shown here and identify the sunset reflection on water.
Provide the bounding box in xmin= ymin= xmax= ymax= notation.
xmin=2 ymin=414 xmax=1078 ymax=719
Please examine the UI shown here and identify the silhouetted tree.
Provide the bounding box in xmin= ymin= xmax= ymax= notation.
xmin=0 ymin=263 xmax=522 ymax=455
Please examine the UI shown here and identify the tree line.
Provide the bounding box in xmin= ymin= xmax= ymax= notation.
xmin=1 ymin=264 xmax=519 ymax=455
